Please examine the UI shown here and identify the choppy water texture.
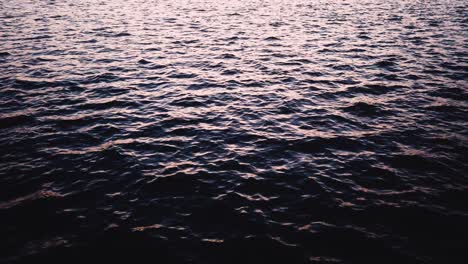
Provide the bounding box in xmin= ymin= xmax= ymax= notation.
xmin=1 ymin=0 xmax=467 ymax=263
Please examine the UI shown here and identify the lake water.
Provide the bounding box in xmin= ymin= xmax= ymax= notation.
xmin=0 ymin=0 xmax=467 ymax=263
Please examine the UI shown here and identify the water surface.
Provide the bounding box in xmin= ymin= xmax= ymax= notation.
xmin=0 ymin=0 xmax=467 ymax=263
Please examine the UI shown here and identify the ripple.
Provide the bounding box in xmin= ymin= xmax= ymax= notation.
xmin=344 ymin=102 xmax=388 ymax=116
xmin=137 ymin=59 xmax=152 ymax=65
xmin=0 ymin=113 xmax=36 ymax=129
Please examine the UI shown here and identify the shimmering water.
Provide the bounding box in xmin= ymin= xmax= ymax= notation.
xmin=0 ymin=0 xmax=467 ymax=263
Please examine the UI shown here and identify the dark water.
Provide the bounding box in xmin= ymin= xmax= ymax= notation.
xmin=1 ymin=0 xmax=467 ymax=263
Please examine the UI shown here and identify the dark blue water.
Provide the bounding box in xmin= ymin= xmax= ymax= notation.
xmin=1 ymin=0 xmax=467 ymax=263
